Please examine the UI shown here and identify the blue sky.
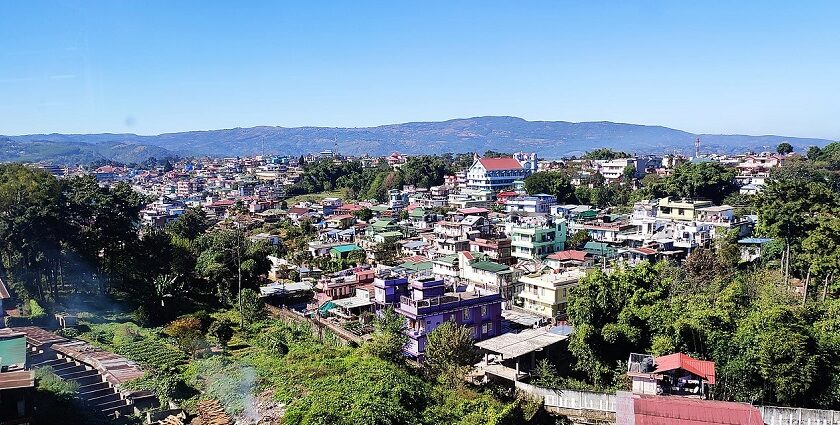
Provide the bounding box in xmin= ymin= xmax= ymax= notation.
xmin=1 ymin=1 xmax=838 ymax=139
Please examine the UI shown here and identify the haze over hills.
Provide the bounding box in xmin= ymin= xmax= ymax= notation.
xmin=1 ymin=116 xmax=834 ymax=165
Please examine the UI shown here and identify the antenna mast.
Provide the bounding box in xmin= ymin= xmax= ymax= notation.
xmin=694 ymin=137 xmax=701 ymax=158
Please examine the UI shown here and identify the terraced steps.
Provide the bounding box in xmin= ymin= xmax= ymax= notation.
xmin=33 ymin=353 xmax=134 ymax=418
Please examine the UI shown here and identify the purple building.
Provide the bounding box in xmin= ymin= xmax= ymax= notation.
xmin=394 ymin=277 xmax=502 ymax=361
xmin=373 ymin=271 xmax=410 ymax=308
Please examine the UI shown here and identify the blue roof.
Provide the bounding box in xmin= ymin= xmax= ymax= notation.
xmin=738 ymin=237 xmax=773 ymax=244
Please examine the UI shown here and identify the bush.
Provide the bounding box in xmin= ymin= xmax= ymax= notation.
xmin=208 ymin=319 xmax=234 ymax=348
xmin=34 ymin=366 xmax=78 ymax=400
xmin=237 ymin=289 xmax=265 ymax=323
xmin=29 ymin=299 xmax=47 ymax=318
xmin=55 ymin=328 xmax=79 ymax=338
xmin=165 ymin=317 xmax=204 ymax=357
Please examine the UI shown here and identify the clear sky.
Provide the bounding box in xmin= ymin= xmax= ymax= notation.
xmin=1 ymin=1 xmax=838 ymax=139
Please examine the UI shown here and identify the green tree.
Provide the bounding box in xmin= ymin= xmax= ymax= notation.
xmin=208 ymin=318 xmax=235 ymax=349
xmin=238 ymin=288 xmax=265 ymax=323
xmin=423 ymin=322 xmax=480 ymax=383
xmin=165 ymin=207 xmax=209 ymax=240
xmin=582 ymin=148 xmax=630 ymax=160
xmin=165 ymin=316 xmax=204 ymax=357
xmin=523 ymin=171 xmax=574 ymax=202
xmin=777 ymin=142 xmax=794 ymax=155
xmin=567 ymin=230 xmax=590 ymax=249
xmin=352 ymin=208 xmax=373 ymax=222
xmin=364 ymin=307 xmax=407 ymax=364
xmin=567 ymin=262 xmax=672 ymax=387
xmin=532 ymin=359 xmax=563 ymax=389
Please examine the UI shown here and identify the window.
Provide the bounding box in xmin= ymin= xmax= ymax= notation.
xmin=463 ymin=308 xmax=471 ymax=321
xmin=482 ymin=323 xmax=491 ymax=334
xmin=481 ymin=305 xmax=488 ymax=317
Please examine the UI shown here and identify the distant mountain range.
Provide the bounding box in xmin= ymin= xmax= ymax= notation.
xmin=1 ymin=116 xmax=834 ymax=165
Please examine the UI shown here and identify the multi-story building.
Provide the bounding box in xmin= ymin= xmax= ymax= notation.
xmin=457 ymin=251 xmax=521 ymax=304
xmin=469 ymin=238 xmax=512 ymax=265
xmin=505 ymin=194 xmax=557 ymax=214
xmin=433 ymin=215 xmax=491 ymax=256
xmin=657 ymin=198 xmax=713 ymax=221
xmin=508 ymin=219 xmax=567 ymax=261
xmin=514 ymin=268 xmax=586 ymax=319
xmin=466 ymin=153 xmax=538 ymax=191
xmin=396 ymin=277 xmax=502 ymax=360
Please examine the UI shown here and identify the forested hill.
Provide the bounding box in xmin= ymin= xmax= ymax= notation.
xmin=2 ymin=116 xmax=834 ymax=164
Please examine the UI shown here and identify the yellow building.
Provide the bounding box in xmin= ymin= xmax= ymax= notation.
xmin=657 ymin=197 xmax=713 ymax=221
xmin=515 ymin=268 xmax=586 ymax=319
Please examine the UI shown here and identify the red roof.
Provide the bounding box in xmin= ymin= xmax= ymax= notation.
xmin=479 ymin=157 xmax=523 ymax=171
xmin=460 ymin=251 xmax=474 ymax=260
xmin=458 ymin=207 xmax=489 ymax=215
xmin=496 ymin=191 xmax=519 ymax=199
xmin=630 ymin=394 xmax=761 ymax=425
xmin=208 ymin=199 xmax=235 ymax=207
xmin=288 ymin=207 xmax=309 ymax=215
xmin=547 ymin=250 xmax=590 ymax=263
xmin=654 ymin=353 xmax=716 ymax=385
xmin=401 ymin=255 xmax=428 ymax=264
xmin=633 ymin=247 xmax=658 ymax=256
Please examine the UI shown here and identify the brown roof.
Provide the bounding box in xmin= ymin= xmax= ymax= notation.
xmin=0 ymin=370 xmax=34 ymax=390
xmin=630 ymin=393 xmax=760 ymax=424
xmin=12 ymin=326 xmax=68 ymax=349
xmin=52 ymin=340 xmax=145 ymax=385
xmin=547 ymin=250 xmax=590 ymax=262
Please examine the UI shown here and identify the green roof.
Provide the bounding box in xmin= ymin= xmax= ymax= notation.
xmin=434 ymin=254 xmax=458 ymax=265
xmin=470 ymin=261 xmax=509 ymax=273
xmin=576 ymin=210 xmax=597 ymax=218
xmin=370 ymin=205 xmax=390 ymax=212
xmin=409 ymin=208 xmax=426 ymax=217
xmin=584 ymin=241 xmax=614 ymax=254
xmin=331 ymin=244 xmax=362 ymax=253
xmin=378 ymin=231 xmax=402 ymax=238
xmin=0 ymin=334 xmax=26 ymax=369
xmin=399 ymin=261 xmax=433 ymax=272
xmin=371 ymin=219 xmax=395 ymax=229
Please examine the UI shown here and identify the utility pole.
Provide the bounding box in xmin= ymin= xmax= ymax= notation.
xmin=236 ymin=219 xmax=243 ymax=328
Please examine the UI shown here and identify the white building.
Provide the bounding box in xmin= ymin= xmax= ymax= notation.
xmin=505 ymin=194 xmax=557 ymax=214
xmin=466 ymin=153 xmax=538 ymax=191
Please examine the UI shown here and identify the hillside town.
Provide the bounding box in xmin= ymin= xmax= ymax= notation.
xmin=5 ymin=143 xmax=826 ymax=424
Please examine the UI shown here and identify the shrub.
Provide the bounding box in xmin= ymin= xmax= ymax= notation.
xmin=165 ymin=317 xmax=204 ymax=357
xmin=208 ymin=319 xmax=234 ymax=348
xmin=237 ymin=289 xmax=265 ymax=323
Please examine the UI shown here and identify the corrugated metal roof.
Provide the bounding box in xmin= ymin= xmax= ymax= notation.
xmin=0 ymin=370 xmax=34 ymax=390
xmin=631 ymin=394 xmax=762 ymax=425
xmin=654 ymin=353 xmax=716 ymax=385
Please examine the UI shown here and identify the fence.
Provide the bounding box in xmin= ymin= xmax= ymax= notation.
xmin=760 ymin=406 xmax=840 ymax=425
xmin=516 ymin=380 xmax=840 ymax=425
xmin=514 ymin=381 xmax=616 ymax=412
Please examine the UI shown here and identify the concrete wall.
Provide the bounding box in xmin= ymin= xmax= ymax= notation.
xmin=515 ymin=381 xmax=616 ymax=412
xmin=760 ymin=406 xmax=840 ymax=425
xmin=517 ymin=380 xmax=840 ymax=425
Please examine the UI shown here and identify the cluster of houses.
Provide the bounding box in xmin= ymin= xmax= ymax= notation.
xmin=32 ymin=150 xmax=783 ymax=366
xmin=26 ymin=148 xmax=799 ymax=423
xmin=248 ymin=151 xmax=782 ymax=368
